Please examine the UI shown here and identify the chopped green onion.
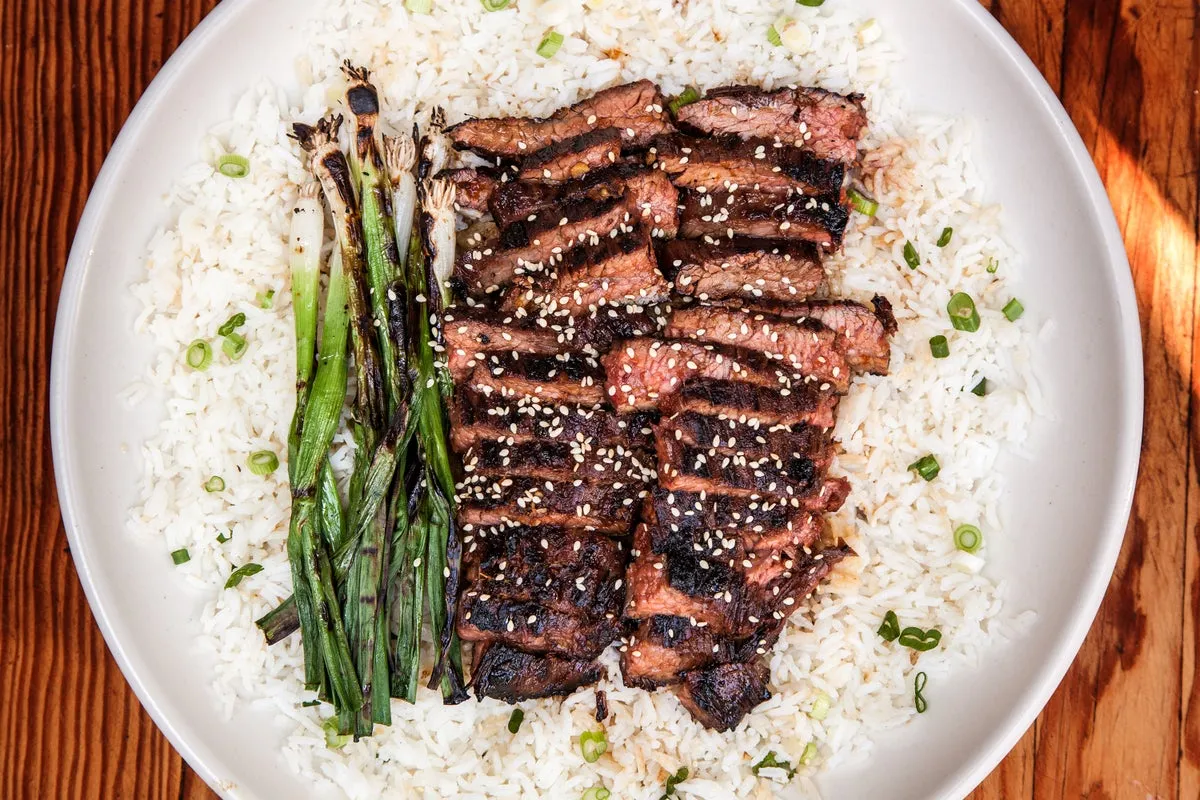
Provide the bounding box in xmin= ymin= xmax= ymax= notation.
xmin=257 ymin=289 xmax=276 ymax=309
xmin=908 ymin=455 xmax=940 ymax=482
xmin=216 ymin=530 xmax=233 ymax=544
xmin=799 ymin=741 xmax=819 ymax=766
xmin=300 ymin=699 xmax=320 ymax=707
xmin=248 ymin=449 xmax=280 ymax=476
xmin=405 ymin=0 xmax=432 ymax=14
xmin=203 ymin=475 xmax=225 ymax=493
xmin=170 ymin=548 xmax=191 ymax=565
xmin=185 ymin=340 xmax=212 ymax=371
xmin=767 ymin=24 xmax=783 ymax=46
xmin=579 ymin=729 xmax=608 ymax=763
xmin=322 ymin=716 xmax=350 ymax=748
xmin=914 ymin=671 xmax=928 ymax=713
xmin=480 ymin=0 xmax=510 ymax=9
xmin=222 ymin=332 xmax=249 ymax=361
xmin=507 ymin=708 xmax=524 ymax=733
xmin=898 ymin=627 xmax=943 ymax=652
xmin=580 ymin=788 xmax=611 ymax=800
xmin=809 ymin=691 xmax=831 ymax=721
xmin=946 ymin=292 xmax=980 ymax=332
xmin=954 ymin=524 xmax=983 ymax=553
xmin=876 ymin=609 xmax=900 ymax=642
xmin=903 ymin=240 xmax=920 ymax=270
xmin=970 ymin=377 xmax=988 ymax=396
xmin=986 ymin=257 xmax=999 ymax=274
xmin=846 ymin=186 xmax=878 ymax=217
xmin=225 ymin=563 xmax=264 ymax=589
xmin=668 ymin=87 xmax=702 ymax=116
xmin=937 ymin=227 xmax=953 ymax=248
xmin=929 ymin=335 xmax=949 ymax=359
xmin=753 ymin=751 xmax=796 ymax=778
xmin=217 ymin=312 xmax=246 ymax=337
xmin=536 ymin=31 xmax=564 ymax=58
xmin=217 ymin=154 xmax=250 ymax=179
xmin=662 ymin=766 xmax=689 ymax=797
xmin=1003 ymin=298 xmax=1025 ymax=322
xmin=796 ymin=0 xmax=825 ymax=5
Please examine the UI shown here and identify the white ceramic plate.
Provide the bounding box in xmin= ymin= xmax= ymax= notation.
xmin=51 ymin=1 xmax=1142 ymax=797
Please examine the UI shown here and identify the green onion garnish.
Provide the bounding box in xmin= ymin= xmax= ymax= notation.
xmin=937 ymin=227 xmax=953 ymax=248
xmin=203 ymin=475 xmax=225 ymax=493
xmin=767 ymin=24 xmax=783 ymax=46
xmin=668 ymin=87 xmax=701 ymax=116
xmin=876 ymin=609 xmax=900 ymax=642
xmin=914 ymin=671 xmax=928 ymax=713
xmin=579 ymin=729 xmax=608 ymax=763
xmin=954 ymin=524 xmax=983 ymax=553
xmin=970 ymin=377 xmax=988 ymax=396
xmin=903 ymin=241 xmax=920 ymax=270
xmin=929 ymin=335 xmax=949 ymax=359
xmin=248 ymin=449 xmax=280 ymax=476
xmin=946 ymin=292 xmax=980 ymax=332
xmin=257 ymin=289 xmax=275 ymax=309
xmin=322 ymin=716 xmax=350 ymax=748
xmin=536 ymin=31 xmax=564 ymax=58
xmin=507 ymin=708 xmax=524 ymax=733
xmin=217 ymin=313 xmax=246 ymax=337
xmin=986 ymin=257 xmax=999 ymax=274
xmin=799 ymin=741 xmax=819 ymax=766
xmin=170 ymin=548 xmax=191 ymax=565
xmin=846 ymin=186 xmax=878 ymax=217
xmin=580 ymin=788 xmax=611 ymax=800
xmin=185 ymin=340 xmax=212 ymax=371
xmin=908 ymin=455 xmax=940 ymax=481
xmin=480 ymin=0 xmax=510 ymax=9
xmin=809 ymin=691 xmax=831 ymax=721
xmin=216 ymin=530 xmax=233 ymax=544
xmin=405 ymin=0 xmax=432 ymax=14
xmin=222 ymin=332 xmax=248 ymax=361
xmin=225 ymin=563 xmax=264 ymax=589
xmin=662 ymin=766 xmax=689 ymax=797
xmin=898 ymin=626 xmax=942 ymax=652
xmin=217 ymin=154 xmax=250 ymax=179
xmin=796 ymin=0 xmax=825 ymax=5
xmin=301 ymin=700 xmax=320 ymax=707
xmin=753 ymin=750 xmax=796 ymax=778
xmin=1002 ymin=298 xmax=1025 ymax=321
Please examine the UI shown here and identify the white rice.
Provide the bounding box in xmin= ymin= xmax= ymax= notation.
xmin=128 ymin=1 xmax=1041 ymax=797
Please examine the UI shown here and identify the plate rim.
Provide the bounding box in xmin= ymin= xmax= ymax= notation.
xmin=49 ymin=1 xmax=1145 ymax=798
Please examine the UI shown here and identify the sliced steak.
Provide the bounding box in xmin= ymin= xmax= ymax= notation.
xmin=457 ymin=592 xmax=622 ymax=659
xmin=448 ymin=80 xmax=675 ymax=158
xmin=675 ymin=85 xmax=867 ymax=164
xmin=473 ymin=644 xmax=603 ymax=702
xmin=646 ymin=487 xmax=824 ymax=557
xmin=747 ymin=296 xmax=896 ymax=374
xmin=457 ymin=475 xmax=644 ymax=534
xmin=678 ymin=188 xmax=849 ymax=248
xmin=466 ymin=352 xmax=607 ymax=405
xmin=463 ymin=439 xmax=656 ymax=485
xmin=518 ymin=128 xmax=623 ymax=182
xmin=648 ymin=134 xmax=844 ymax=195
xmin=501 ymin=226 xmax=670 ymax=313
xmin=445 ymin=309 xmax=564 ymax=380
xmin=659 ymin=411 xmax=833 ymax=470
xmin=449 ymin=389 xmax=655 ymax=451
xmin=659 ymin=237 xmax=825 ymax=304
xmin=441 ymin=167 xmax=499 ymax=213
xmin=660 ymin=378 xmax=840 ymax=429
xmin=490 ymin=164 xmax=679 ymax=236
xmin=621 ymin=615 xmax=779 ymax=689
xmin=675 ymin=662 xmax=772 ymax=732
xmin=602 ymin=338 xmax=829 ymax=412
xmin=664 ymin=306 xmax=851 ymax=392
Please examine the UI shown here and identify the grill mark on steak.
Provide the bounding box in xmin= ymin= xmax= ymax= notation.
xmin=659 ymin=237 xmax=825 ymax=304
xmin=620 ymin=615 xmax=780 ymax=689
xmin=440 ymin=167 xmax=500 ymax=213
xmin=448 ymin=388 xmax=655 ymax=451
xmin=659 ymin=378 xmax=840 ymax=429
xmin=463 ymin=439 xmax=656 ymax=484
xmin=472 ymin=644 xmax=604 ymax=703
xmin=457 ymin=592 xmax=623 ymax=659
xmin=660 ymin=411 xmax=833 ymax=471
xmin=466 ymin=352 xmax=607 ymax=406
xmin=647 ymin=487 xmax=824 ymax=557
xmin=500 ymin=226 xmax=671 ymax=313
xmin=648 ymin=134 xmax=845 ymax=195
xmin=675 ymin=85 xmax=867 ymax=165
xmin=674 ymin=662 xmax=772 ymax=732
xmin=448 ymin=80 xmax=676 ymax=158
xmin=457 ymin=475 xmax=645 ymax=534
xmin=678 ymin=187 xmax=849 ymax=247
xmin=517 ymin=128 xmax=623 ymax=182
xmin=664 ymin=306 xmax=851 ymax=392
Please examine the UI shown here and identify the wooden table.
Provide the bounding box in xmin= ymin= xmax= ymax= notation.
xmin=1 ymin=1 xmax=1193 ymax=797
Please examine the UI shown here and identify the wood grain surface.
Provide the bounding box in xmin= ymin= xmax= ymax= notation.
xmin=0 ymin=1 xmax=1194 ymax=798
